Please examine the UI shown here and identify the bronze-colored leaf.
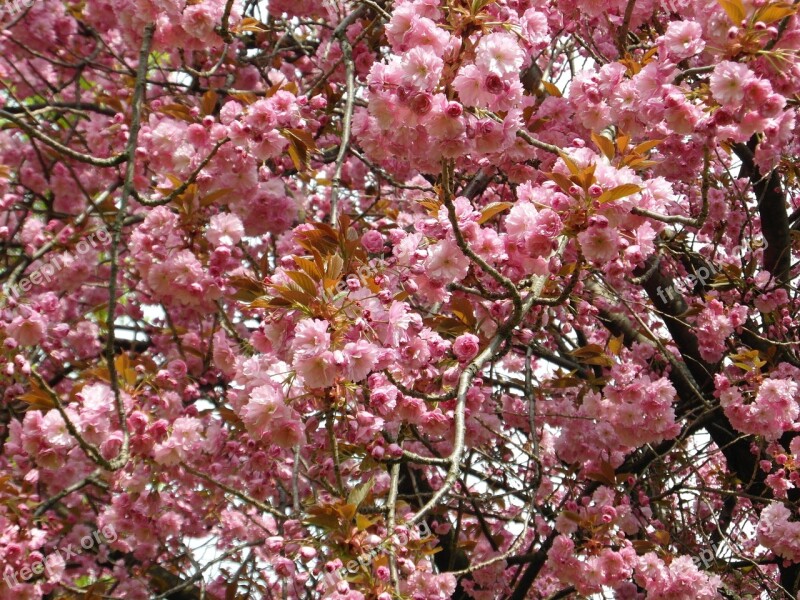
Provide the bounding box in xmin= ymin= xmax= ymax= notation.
xmin=200 ymin=188 xmax=231 ymax=207
xmin=285 ymin=270 xmax=318 ymax=296
xmin=228 ymin=275 xmax=266 ymax=302
xmin=159 ymin=103 xmax=195 ymax=122
xmin=18 ymin=382 xmax=56 ymax=410
xmin=325 ymin=254 xmax=344 ymax=281
xmin=616 ymin=132 xmax=631 ymax=154
xmin=597 ymin=184 xmax=642 ymax=204
xmin=541 ymin=80 xmax=562 ymax=97
xmin=449 ymin=295 xmax=477 ymax=327
xmin=236 ymin=16 xmax=267 ymax=32
xmin=347 ymin=477 xmax=374 ymax=509
xmin=757 ymin=3 xmax=796 ymax=24
xmin=558 ymin=151 xmax=581 ymax=176
xmin=546 ymin=172 xmax=575 ymax=195
xmin=294 ymin=256 xmax=323 ymax=279
xmin=717 ymin=0 xmax=746 ymax=23
xmin=632 ymin=139 xmax=663 ymax=155
xmin=478 ymin=201 xmax=513 ymax=225
xmin=591 ymin=131 xmax=616 ymax=161
xmin=115 ymin=353 xmax=138 ymax=387
xmin=201 ymin=90 xmax=218 ymax=117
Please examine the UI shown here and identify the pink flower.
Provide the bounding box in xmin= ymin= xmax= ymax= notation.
xmin=694 ymin=300 xmax=746 ymax=362
xmin=718 ymin=375 xmax=798 ymax=439
xmin=292 ymin=318 xmax=330 ymax=357
xmin=578 ymin=226 xmax=620 ymax=264
xmin=250 ymin=129 xmax=289 ymax=161
xmin=77 ymin=383 xmax=114 ymax=443
xmin=361 ymin=230 xmax=384 ymax=253
xmin=153 ymin=417 xmax=201 ymax=466
xmin=709 ymin=61 xmax=755 ymax=108
xmin=521 ymin=9 xmax=549 ymax=48
xmin=506 ymin=202 xmax=539 ymax=239
xmin=453 ymin=64 xmax=493 ymax=108
xmin=270 ymin=418 xmax=305 ymax=448
xmin=453 ymin=333 xmax=479 ymax=362
xmin=661 ymin=21 xmax=705 ymax=59
xmin=343 ymin=340 xmax=379 ymax=382
xmin=386 ymin=8 xmax=448 ymax=53
xmin=385 ymin=4 xmax=417 ymax=50
xmin=67 ymin=320 xmax=102 ymax=359
xmin=758 ymin=502 xmax=800 ymax=562
xmin=181 ymin=4 xmax=219 ymax=42
xmin=7 ymin=311 xmax=46 ymax=346
xmin=424 ymin=239 xmax=469 ymax=282
xmin=206 ymin=213 xmax=244 ymax=247
xmin=400 ymin=47 xmax=443 ymax=91
xmin=753 ymin=378 xmax=799 ymax=439
xmin=245 ymin=99 xmax=278 ymax=133
xmin=241 ymin=384 xmax=287 ymax=439
xmin=475 ymin=32 xmax=524 ymax=78
xmin=41 ymin=410 xmax=75 ymax=449
xmin=294 ymin=350 xmax=338 ymax=388
xmin=635 ymin=553 xmax=722 ymax=599
xmin=369 ymin=380 xmax=398 ymax=416
xmin=408 ymin=91 xmax=433 ymax=115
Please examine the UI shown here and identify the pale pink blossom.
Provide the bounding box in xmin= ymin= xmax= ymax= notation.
xmin=206 ymin=213 xmax=244 ymax=247
xmin=424 ymin=239 xmax=469 ymax=282
xmin=710 ymin=61 xmax=755 ymax=108
xmin=578 ymin=226 xmax=620 ymax=264
xmin=453 ymin=64 xmax=493 ymax=108
xmin=241 ymin=384 xmax=288 ymax=439
xmin=292 ymin=319 xmax=331 ymax=357
xmin=661 ymin=21 xmax=705 ymax=59
xmin=7 ymin=311 xmax=46 ymax=346
xmin=475 ymin=32 xmax=524 ymax=78
xmin=269 ymin=418 xmax=305 ymax=448
xmin=294 ymin=350 xmax=338 ymax=388
xmin=400 ymin=47 xmax=443 ymax=91
xmin=343 ymin=340 xmax=379 ymax=382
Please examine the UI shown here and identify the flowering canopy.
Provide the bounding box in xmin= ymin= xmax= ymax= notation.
xmin=1 ymin=0 xmax=800 ymax=598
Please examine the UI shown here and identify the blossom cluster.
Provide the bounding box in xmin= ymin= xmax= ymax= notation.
xmin=1 ymin=0 xmax=800 ymax=598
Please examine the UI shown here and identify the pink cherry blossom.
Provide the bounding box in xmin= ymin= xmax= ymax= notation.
xmin=2 ymin=1 xmax=800 ymax=597
xmin=710 ymin=61 xmax=756 ymax=108
xmin=661 ymin=20 xmax=705 ymax=59
xmin=475 ymin=32 xmax=524 ymax=78
xmin=452 ymin=333 xmax=480 ymax=362
xmin=424 ymin=239 xmax=469 ymax=282
xmin=206 ymin=213 xmax=244 ymax=247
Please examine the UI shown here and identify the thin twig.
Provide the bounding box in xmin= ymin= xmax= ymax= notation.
xmin=104 ymin=22 xmax=156 ymax=471
xmin=33 ymin=470 xmax=106 ymax=518
xmin=182 ymin=462 xmax=289 ymax=520
xmin=328 ymin=32 xmax=356 ymax=225
xmin=0 ymin=109 xmax=126 ymax=166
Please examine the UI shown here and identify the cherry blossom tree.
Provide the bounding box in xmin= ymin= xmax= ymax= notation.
xmin=1 ymin=0 xmax=800 ymax=598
